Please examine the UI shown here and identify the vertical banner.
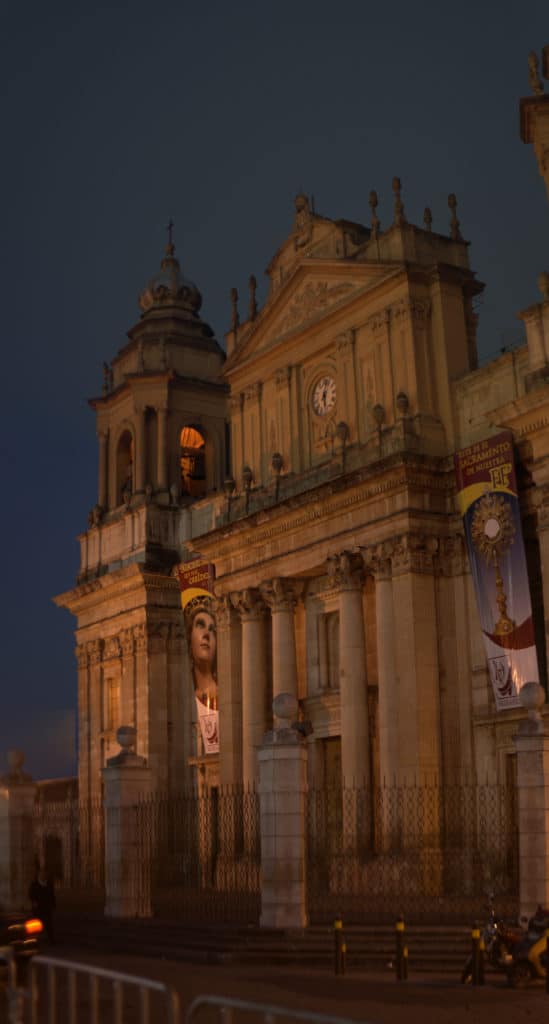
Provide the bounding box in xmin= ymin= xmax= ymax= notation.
xmin=455 ymin=431 xmax=539 ymax=711
xmin=175 ymin=561 xmax=219 ymax=754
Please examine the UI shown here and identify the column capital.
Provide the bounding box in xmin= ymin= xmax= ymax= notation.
xmin=215 ymin=594 xmax=238 ymax=629
xmin=230 ymin=587 xmax=267 ymax=622
xmin=326 ymin=551 xmax=364 ymax=591
xmin=260 ymin=577 xmax=303 ymax=612
xmin=391 ymin=532 xmax=438 ymax=576
xmin=86 ymin=639 xmax=103 ymax=665
xmin=76 ymin=644 xmax=88 ymax=669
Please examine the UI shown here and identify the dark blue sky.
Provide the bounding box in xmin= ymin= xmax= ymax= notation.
xmin=1 ymin=2 xmax=548 ymax=779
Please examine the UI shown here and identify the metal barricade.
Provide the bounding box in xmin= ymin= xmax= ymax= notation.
xmin=28 ymin=955 xmax=180 ymax=1024
xmin=186 ymin=995 xmax=376 ymax=1024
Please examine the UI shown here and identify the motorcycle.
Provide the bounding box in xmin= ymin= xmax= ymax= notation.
xmin=461 ymin=898 xmax=524 ymax=983
xmin=506 ymin=905 xmax=549 ymax=988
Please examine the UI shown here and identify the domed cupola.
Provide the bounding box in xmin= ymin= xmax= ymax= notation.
xmin=138 ymin=227 xmax=202 ymax=319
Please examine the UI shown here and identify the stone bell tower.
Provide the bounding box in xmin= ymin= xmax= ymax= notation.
xmin=55 ymin=230 xmax=228 ymax=800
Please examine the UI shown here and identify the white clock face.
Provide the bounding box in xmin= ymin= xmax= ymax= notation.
xmin=312 ymin=375 xmax=336 ymax=416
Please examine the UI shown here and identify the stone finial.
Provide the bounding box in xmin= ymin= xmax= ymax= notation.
xmin=2 ymin=750 xmax=32 ymax=785
xmin=423 ymin=207 xmax=433 ymax=232
xmin=448 ymin=194 xmax=463 ymax=241
xmin=248 ymin=275 xmax=258 ymax=321
xmin=106 ymin=724 xmax=146 ymax=767
xmin=272 ymin=692 xmax=299 ymax=727
xmin=230 ymin=287 xmax=240 ymax=332
xmin=165 ymin=217 xmax=175 ymax=256
xmin=369 ymin=190 xmax=380 ymax=239
xmin=392 ymin=177 xmax=406 ymax=227
xmin=528 ymin=50 xmax=544 ymax=96
xmin=538 ymin=271 xmax=549 ymax=301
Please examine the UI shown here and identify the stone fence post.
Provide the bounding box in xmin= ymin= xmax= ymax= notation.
xmin=258 ymin=693 xmax=308 ymax=929
xmin=514 ymin=682 xmax=549 ymax=919
xmin=102 ymin=726 xmax=153 ymax=918
xmin=0 ymin=752 xmax=37 ymax=911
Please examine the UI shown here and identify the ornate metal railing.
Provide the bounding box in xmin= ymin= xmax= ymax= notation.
xmin=306 ymin=781 xmax=518 ymax=923
xmin=136 ymin=786 xmax=261 ymax=924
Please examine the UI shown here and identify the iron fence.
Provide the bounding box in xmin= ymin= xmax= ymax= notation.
xmin=32 ymin=799 xmax=105 ymax=911
xmin=136 ymin=786 xmax=261 ymax=924
xmin=306 ymin=781 xmax=519 ymax=923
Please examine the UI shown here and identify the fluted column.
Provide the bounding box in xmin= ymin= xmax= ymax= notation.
xmin=157 ymin=406 xmax=168 ymax=491
xmin=135 ymin=407 xmax=146 ymax=493
xmin=97 ymin=429 xmax=108 ymax=509
xmin=327 ymin=552 xmax=370 ymax=789
xmin=371 ymin=547 xmax=398 ymax=786
xmin=216 ymin=596 xmax=243 ymax=786
xmin=260 ymin=578 xmax=302 ymax=712
xmin=231 ymin=589 xmax=268 ymax=788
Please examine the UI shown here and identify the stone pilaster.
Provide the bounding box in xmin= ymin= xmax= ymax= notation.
xmin=103 ymin=727 xmax=153 ymax=918
xmin=514 ymin=682 xmax=549 ymax=918
xmin=370 ymin=546 xmax=398 ymax=786
xmin=390 ymin=533 xmax=442 ymax=783
xmin=135 ymin=406 xmax=146 ymax=492
xmin=231 ymin=589 xmax=268 ymax=788
xmin=97 ymin=429 xmax=108 ymax=509
xmin=327 ymin=551 xmax=370 ymax=789
xmin=157 ymin=406 xmax=168 ymax=490
xmin=0 ymin=753 xmax=37 ymax=911
xmin=260 ymin=578 xmax=302 ymax=713
xmin=216 ymin=596 xmax=243 ymax=787
xmin=258 ymin=694 xmax=308 ymax=929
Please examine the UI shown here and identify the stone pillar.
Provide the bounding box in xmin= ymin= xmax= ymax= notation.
xmin=157 ymin=406 xmax=168 ymax=491
xmin=0 ymin=753 xmax=37 ymax=911
xmin=135 ymin=407 xmax=146 ymax=493
xmin=514 ymin=682 xmax=549 ymax=918
xmin=327 ymin=552 xmax=370 ymax=789
xmin=97 ymin=429 xmax=108 ymax=509
xmin=231 ymin=589 xmax=268 ymax=788
xmin=258 ymin=693 xmax=308 ymax=930
xmin=217 ymin=596 xmax=243 ymax=787
xmin=260 ymin=578 xmax=302 ymax=712
xmin=372 ymin=549 xmax=398 ymax=786
xmin=102 ymin=726 xmax=153 ymax=918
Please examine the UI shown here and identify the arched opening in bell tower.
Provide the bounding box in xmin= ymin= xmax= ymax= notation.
xmin=116 ymin=430 xmax=134 ymax=504
xmin=180 ymin=425 xmax=206 ymax=498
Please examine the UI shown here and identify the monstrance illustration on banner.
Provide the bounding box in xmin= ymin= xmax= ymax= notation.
xmin=455 ymin=431 xmax=540 ymax=710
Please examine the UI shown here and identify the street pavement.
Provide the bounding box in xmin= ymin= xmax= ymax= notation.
xmin=4 ymin=944 xmax=549 ymax=1024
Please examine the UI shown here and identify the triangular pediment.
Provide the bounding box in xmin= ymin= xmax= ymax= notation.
xmin=225 ymin=259 xmax=403 ymax=373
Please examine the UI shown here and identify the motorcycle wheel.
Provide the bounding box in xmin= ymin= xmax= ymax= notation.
xmin=461 ymin=956 xmax=473 ymax=984
xmin=507 ymin=960 xmax=534 ymax=988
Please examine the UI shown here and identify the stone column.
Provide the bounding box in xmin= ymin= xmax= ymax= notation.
xmin=372 ymin=547 xmax=398 ymax=787
xmin=157 ymin=406 xmax=168 ymax=491
xmin=327 ymin=552 xmax=370 ymax=789
xmin=514 ymin=682 xmax=549 ymax=919
xmin=0 ymin=753 xmax=37 ymax=911
xmin=216 ymin=596 xmax=243 ymax=787
xmin=258 ymin=693 xmax=308 ymax=929
xmin=231 ymin=589 xmax=268 ymax=789
xmin=260 ymin=578 xmax=302 ymax=713
xmin=102 ymin=726 xmax=153 ymax=918
xmin=97 ymin=429 xmax=108 ymax=509
xmin=135 ymin=406 xmax=146 ymax=493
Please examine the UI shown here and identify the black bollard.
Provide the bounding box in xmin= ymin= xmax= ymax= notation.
xmin=471 ymin=926 xmax=480 ymax=986
xmin=395 ymin=916 xmax=406 ymax=981
xmin=334 ymin=917 xmax=344 ymax=976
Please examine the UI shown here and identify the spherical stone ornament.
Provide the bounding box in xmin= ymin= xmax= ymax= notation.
xmin=520 ymin=681 xmax=545 ymax=717
xmin=272 ymin=692 xmax=298 ymax=724
xmin=116 ymin=725 xmax=137 ymax=752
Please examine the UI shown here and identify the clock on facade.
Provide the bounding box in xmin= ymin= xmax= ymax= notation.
xmin=312 ymin=375 xmax=337 ymax=416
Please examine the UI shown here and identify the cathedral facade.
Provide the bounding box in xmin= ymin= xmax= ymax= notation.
xmin=56 ymin=56 xmax=549 ymax=815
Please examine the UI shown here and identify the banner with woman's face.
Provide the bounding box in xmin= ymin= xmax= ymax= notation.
xmin=175 ymin=562 xmax=219 ymax=755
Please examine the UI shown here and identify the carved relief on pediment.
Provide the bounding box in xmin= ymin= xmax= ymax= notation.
xmin=276 ymin=281 xmax=355 ymax=336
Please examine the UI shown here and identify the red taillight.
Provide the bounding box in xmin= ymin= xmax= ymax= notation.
xmin=25 ymin=919 xmax=43 ymax=935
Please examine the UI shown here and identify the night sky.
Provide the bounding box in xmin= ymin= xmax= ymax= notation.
xmin=1 ymin=2 xmax=548 ymax=779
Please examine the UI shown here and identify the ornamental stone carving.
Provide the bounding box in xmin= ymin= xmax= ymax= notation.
xmin=260 ymin=577 xmax=304 ymax=613
xmin=214 ymin=594 xmax=236 ymax=630
xmin=391 ymin=298 xmax=431 ymax=324
xmin=230 ymin=393 xmax=244 ymax=414
xmin=326 ymin=551 xmax=365 ymax=590
xmin=278 ymin=281 xmax=355 ymax=335
xmin=103 ymin=636 xmax=121 ymax=661
xmin=391 ymin=533 xmax=439 ymax=576
xmin=230 ymin=588 xmax=267 ymax=622
xmin=335 ymin=329 xmax=354 ymax=354
xmin=86 ymin=639 xmax=103 ymax=665
xmin=75 ymin=645 xmax=88 ymax=670
xmin=533 ymin=482 xmax=549 ymax=531
xmin=120 ymin=629 xmax=134 ymax=657
xmin=275 ymin=366 xmax=292 ymax=390
xmin=133 ymin=623 xmax=147 ymax=652
xmin=438 ymin=535 xmax=468 ymax=576
xmin=244 ymin=382 xmax=262 ymax=404
xmin=367 ymin=308 xmax=390 ymax=334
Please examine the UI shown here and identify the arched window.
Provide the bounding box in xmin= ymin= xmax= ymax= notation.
xmin=180 ymin=425 xmax=206 ymax=498
xmin=116 ymin=430 xmax=133 ymax=505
